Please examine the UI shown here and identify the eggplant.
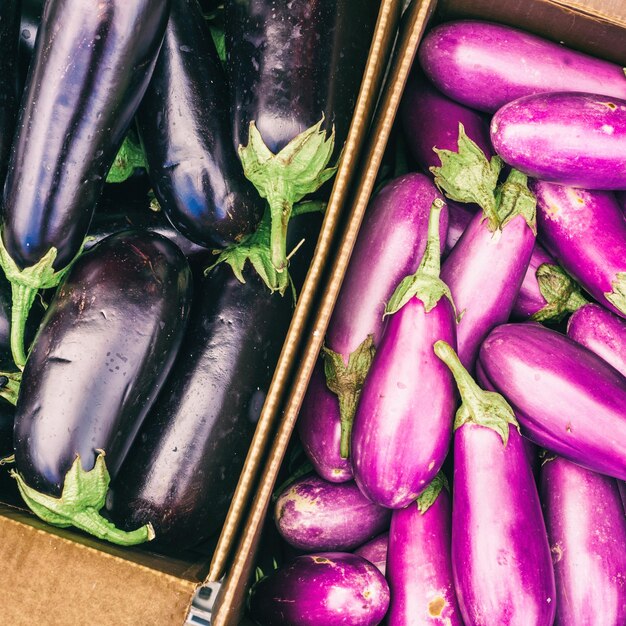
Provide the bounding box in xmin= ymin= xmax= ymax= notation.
xmin=137 ymin=0 xmax=262 ymax=249
xmin=249 ymin=552 xmax=390 ymax=626
xmin=444 ymin=200 xmax=473 ymax=254
xmin=353 ymin=532 xmax=388 ymax=576
xmin=0 ymin=0 xmax=170 ymax=368
xmin=0 ymin=397 xmax=15 ymax=460
xmin=419 ymin=20 xmax=626 ymax=113
xmin=491 ymin=92 xmax=626 ymax=189
xmin=274 ymin=474 xmax=390 ymax=552
xmin=298 ymin=173 xmax=447 ymax=483
xmin=351 ymin=199 xmax=457 ymax=509
xmin=386 ymin=474 xmax=462 ymax=626
xmin=478 ymin=323 xmax=626 ymax=481
xmin=224 ymin=0 xmax=379 ymax=274
xmin=435 ymin=341 xmax=556 ymax=626
xmin=10 ymin=231 xmax=192 ymax=545
xmin=534 ymin=182 xmax=626 ymax=319
xmin=541 ymin=456 xmax=626 ymax=626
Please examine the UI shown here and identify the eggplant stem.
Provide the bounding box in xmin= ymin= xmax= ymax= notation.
xmin=434 ymin=340 xmax=485 ymax=407
xmin=71 ymin=510 xmax=155 ymax=546
xmin=10 ymin=283 xmax=38 ymax=370
xmin=267 ymin=188 xmax=291 ymax=273
xmin=416 ymin=199 xmax=445 ymax=279
xmin=338 ymin=390 xmax=359 ymax=459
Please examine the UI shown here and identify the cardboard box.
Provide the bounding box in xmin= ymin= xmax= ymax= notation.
xmin=0 ymin=3 xmax=402 ymax=625
xmin=213 ymin=0 xmax=626 ymax=624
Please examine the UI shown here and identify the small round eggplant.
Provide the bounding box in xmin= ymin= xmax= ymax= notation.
xmin=541 ymin=456 xmax=626 ymax=626
xmin=274 ymin=474 xmax=391 ymax=552
xmin=249 ymin=553 xmax=390 ymax=626
xmin=353 ymin=533 xmax=388 ymax=576
xmin=491 ymin=93 xmax=626 ymax=189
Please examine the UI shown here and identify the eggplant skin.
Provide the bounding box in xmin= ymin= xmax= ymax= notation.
xmin=14 ymin=230 xmax=193 ymax=497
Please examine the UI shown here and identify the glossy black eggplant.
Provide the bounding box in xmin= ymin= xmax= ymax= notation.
xmin=18 ymin=0 xmax=41 ymax=81
xmin=12 ymin=230 xmax=192 ymax=545
xmin=138 ymin=0 xmax=262 ymax=248
xmin=1 ymin=0 xmax=170 ymax=368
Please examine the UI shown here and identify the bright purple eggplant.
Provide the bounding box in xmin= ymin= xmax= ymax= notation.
xmin=491 ymin=92 xmax=626 ymax=189
xmin=386 ymin=473 xmax=462 ymax=625
xmin=298 ymin=174 xmax=447 ymax=482
xmin=249 ymin=552 xmax=390 ymax=626
xmin=419 ymin=20 xmax=626 ymax=113
xmin=567 ymin=303 xmax=626 ymax=376
xmin=534 ymin=181 xmax=626 ymax=318
xmin=435 ymin=341 xmax=556 ymax=626
xmin=353 ymin=533 xmax=388 ymax=576
xmin=274 ymin=474 xmax=391 ymax=552
xmin=541 ymin=456 xmax=626 ymax=626
xmin=351 ymin=199 xmax=456 ymax=509
xmin=444 ymin=201 xmax=472 ymax=254
xmin=478 ymin=323 xmax=626 ymax=481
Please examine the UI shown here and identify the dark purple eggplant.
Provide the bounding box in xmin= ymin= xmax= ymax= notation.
xmin=18 ymin=0 xmax=41 ymax=81
xmin=11 ymin=230 xmax=192 ymax=545
xmin=137 ymin=0 xmax=262 ymax=249
xmin=353 ymin=532 xmax=388 ymax=576
xmin=0 ymin=397 xmax=15 ymax=460
xmin=0 ymin=0 xmax=170 ymax=368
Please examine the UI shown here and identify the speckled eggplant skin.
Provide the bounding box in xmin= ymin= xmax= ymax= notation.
xmin=387 ymin=490 xmax=462 ymax=626
xmin=249 ymin=552 xmax=390 ymax=626
xmin=541 ymin=457 xmax=626 ymax=626
xmin=298 ymin=174 xmax=447 ymax=483
xmin=419 ymin=21 xmax=626 ymax=113
xmin=274 ymin=474 xmax=391 ymax=552
xmin=137 ymin=0 xmax=263 ymax=248
xmin=478 ymin=323 xmax=626 ymax=481
xmin=491 ymin=93 xmax=626 ymax=189
xmin=14 ymin=231 xmax=193 ymax=497
xmin=534 ymin=182 xmax=626 ymax=318
xmin=3 ymin=0 xmax=170 ymax=270
xmin=453 ymin=424 xmax=555 ymax=626
xmin=567 ymin=303 xmax=626 ymax=377
xmin=353 ymin=532 xmax=388 ymax=576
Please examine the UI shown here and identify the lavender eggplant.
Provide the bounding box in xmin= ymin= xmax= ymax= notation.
xmin=435 ymin=341 xmax=556 ymax=626
xmin=541 ymin=456 xmax=626 ymax=626
xmin=419 ymin=20 xmax=626 ymax=113
xmin=478 ymin=323 xmax=626 ymax=481
xmin=249 ymin=552 xmax=390 ymax=626
xmin=444 ymin=201 xmax=472 ymax=253
xmin=433 ymin=126 xmax=536 ymax=369
xmin=11 ymin=231 xmax=192 ymax=545
xmin=351 ymin=199 xmax=457 ymax=509
xmin=534 ymin=182 xmax=626 ymax=318
xmin=298 ymin=174 xmax=447 ymax=482
xmin=0 ymin=0 xmax=170 ymax=368
xmin=491 ymin=93 xmax=626 ymax=189
xmin=274 ymin=474 xmax=391 ymax=552
xmin=353 ymin=533 xmax=388 ymax=576
xmin=386 ymin=473 xmax=462 ymax=626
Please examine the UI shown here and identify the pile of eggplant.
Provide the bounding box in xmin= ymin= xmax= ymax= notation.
xmin=251 ymin=19 xmax=626 ymax=626
xmin=0 ymin=0 xmax=379 ymax=551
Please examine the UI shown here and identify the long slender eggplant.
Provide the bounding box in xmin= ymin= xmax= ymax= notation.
xmin=541 ymin=456 xmax=626 ymax=626
xmin=137 ymin=0 xmax=262 ymax=248
xmin=386 ymin=474 xmax=462 ymax=626
xmin=534 ymin=182 xmax=626 ymax=319
xmin=435 ymin=341 xmax=556 ymax=626
xmin=351 ymin=199 xmax=457 ymax=509
xmin=444 ymin=200 xmax=473 ymax=254
xmin=298 ymin=174 xmax=447 ymax=482
xmin=433 ymin=125 xmax=536 ymax=369
xmin=274 ymin=474 xmax=391 ymax=552
xmin=0 ymin=0 xmax=170 ymax=368
xmin=478 ymin=323 xmax=626 ymax=481
xmin=353 ymin=532 xmax=388 ymax=576
xmin=11 ymin=231 xmax=192 ymax=545
xmin=18 ymin=0 xmax=42 ymax=80
xmin=224 ymin=0 xmax=379 ymax=274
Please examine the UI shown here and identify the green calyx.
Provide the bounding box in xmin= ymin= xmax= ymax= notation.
xmin=416 ymin=471 xmax=449 ymax=514
xmin=239 ymin=117 xmax=337 ymax=273
xmin=106 ymin=133 xmax=146 ymax=184
xmin=385 ymin=198 xmax=454 ymax=316
xmin=433 ymin=340 xmax=519 ymax=446
xmin=532 ymin=263 xmax=587 ymax=323
xmin=605 ymin=272 xmax=626 ymax=316
xmin=0 ymin=370 xmax=22 ymax=405
xmin=11 ymin=451 xmax=154 ymax=546
xmin=494 ymin=169 xmax=537 ymax=234
xmin=322 ymin=335 xmax=376 ymax=459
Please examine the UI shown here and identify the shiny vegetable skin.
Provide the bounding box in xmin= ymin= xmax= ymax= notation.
xmin=353 ymin=532 xmax=388 ymax=576
xmin=491 ymin=93 xmax=626 ymax=189
xmin=419 ymin=20 xmax=626 ymax=113
xmin=534 ymin=182 xmax=626 ymax=318
xmin=478 ymin=323 xmax=626 ymax=481
xmin=541 ymin=456 xmax=626 ymax=626
xmin=298 ymin=174 xmax=447 ymax=482
xmin=13 ymin=231 xmax=192 ymax=496
xmin=274 ymin=474 xmax=391 ymax=552
xmin=137 ymin=0 xmax=262 ymax=248
xmin=249 ymin=553 xmax=390 ymax=626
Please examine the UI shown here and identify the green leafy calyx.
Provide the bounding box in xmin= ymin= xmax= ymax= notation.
xmin=532 ymin=263 xmax=587 ymax=323
xmin=606 ymin=272 xmax=626 ymax=316
xmin=106 ymin=133 xmax=146 ymax=184
xmin=416 ymin=472 xmax=449 ymax=514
